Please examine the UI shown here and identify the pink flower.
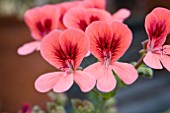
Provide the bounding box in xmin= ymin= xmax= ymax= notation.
xmin=17 ymin=5 xmax=60 ymax=55
xmin=35 ymin=29 xmax=96 ymax=93
xmin=63 ymin=7 xmax=112 ymax=31
xmin=84 ymin=21 xmax=138 ymax=92
xmin=63 ymin=7 xmax=131 ymax=31
xmin=143 ymin=7 xmax=170 ymax=71
xmin=18 ymin=103 xmax=31 ymax=113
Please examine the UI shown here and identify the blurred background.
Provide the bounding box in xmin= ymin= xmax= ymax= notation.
xmin=0 ymin=0 xmax=170 ymax=113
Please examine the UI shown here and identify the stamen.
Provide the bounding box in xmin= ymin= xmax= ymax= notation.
xmin=103 ymin=51 xmax=111 ymax=67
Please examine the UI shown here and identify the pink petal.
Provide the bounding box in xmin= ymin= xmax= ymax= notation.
xmin=85 ymin=21 xmax=112 ymax=62
xmin=53 ymin=72 xmax=74 ymax=93
xmin=112 ymin=8 xmax=131 ymax=22
xmin=74 ymin=71 xmax=96 ymax=92
xmin=86 ymin=50 xmax=91 ymax=57
xmin=63 ymin=7 xmax=111 ymax=31
xmin=24 ymin=5 xmax=60 ymax=40
xmin=17 ymin=41 xmax=40 ymax=55
xmin=59 ymin=28 xmax=89 ymax=70
xmin=35 ymin=72 xmax=73 ymax=93
xmin=84 ymin=62 xmax=104 ymax=79
xmin=40 ymin=30 xmax=63 ymax=69
xmin=145 ymin=7 xmax=170 ymax=49
xmin=56 ymin=1 xmax=81 ymax=29
xmin=160 ymin=55 xmax=170 ymax=72
xmin=163 ymin=45 xmax=170 ymax=55
xmin=143 ymin=51 xmax=162 ymax=69
xmin=111 ymin=62 xmax=138 ymax=85
xmin=152 ymin=7 xmax=170 ymax=31
xmin=96 ymin=66 xmax=117 ymax=92
xmin=83 ymin=0 xmax=106 ymax=9
xmin=110 ymin=21 xmax=132 ymax=62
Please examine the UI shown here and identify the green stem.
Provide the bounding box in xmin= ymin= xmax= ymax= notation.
xmin=134 ymin=55 xmax=145 ymax=69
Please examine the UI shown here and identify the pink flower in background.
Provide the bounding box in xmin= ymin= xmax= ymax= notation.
xmin=63 ymin=7 xmax=112 ymax=31
xmin=35 ymin=29 xmax=96 ymax=93
xmin=143 ymin=7 xmax=170 ymax=71
xmin=17 ymin=5 xmax=60 ymax=55
xmin=84 ymin=21 xmax=138 ymax=92
xmin=18 ymin=103 xmax=31 ymax=113
xmin=63 ymin=7 xmax=131 ymax=31
xmin=112 ymin=8 xmax=131 ymax=22
xmin=56 ymin=0 xmax=107 ymax=29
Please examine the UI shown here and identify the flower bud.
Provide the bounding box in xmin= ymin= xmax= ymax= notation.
xmin=48 ymin=92 xmax=68 ymax=106
xmin=71 ymin=98 xmax=94 ymax=113
xmin=47 ymin=102 xmax=66 ymax=113
xmin=32 ymin=105 xmax=45 ymax=113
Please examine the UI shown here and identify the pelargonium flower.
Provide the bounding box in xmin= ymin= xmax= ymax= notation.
xmin=35 ymin=29 xmax=96 ymax=93
xmin=63 ymin=7 xmax=112 ymax=31
xmin=84 ymin=21 xmax=138 ymax=92
xmin=63 ymin=7 xmax=131 ymax=31
xmin=143 ymin=7 xmax=170 ymax=71
xmin=17 ymin=5 xmax=60 ymax=55
xmin=56 ymin=0 xmax=106 ymax=29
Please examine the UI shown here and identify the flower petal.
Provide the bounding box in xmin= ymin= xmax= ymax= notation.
xmin=143 ymin=51 xmax=162 ymax=69
xmin=17 ymin=41 xmax=40 ymax=55
xmin=112 ymin=8 xmax=131 ymax=22
xmin=63 ymin=7 xmax=111 ymax=31
xmin=40 ymin=30 xmax=63 ymax=69
xmin=84 ymin=0 xmax=106 ymax=9
xmin=74 ymin=71 xmax=96 ymax=92
xmin=24 ymin=5 xmax=60 ymax=40
xmin=111 ymin=62 xmax=138 ymax=85
xmin=163 ymin=45 xmax=170 ymax=55
xmin=35 ymin=72 xmax=73 ymax=93
xmin=59 ymin=28 xmax=89 ymax=70
xmin=145 ymin=7 xmax=170 ymax=49
xmin=85 ymin=21 xmax=112 ymax=62
xmin=96 ymin=66 xmax=116 ymax=92
xmin=56 ymin=1 xmax=81 ymax=29
xmin=160 ymin=55 xmax=170 ymax=72
xmin=84 ymin=62 xmax=104 ymax=79
xmin=110 ymin=21 xmax=132 ymax=62
xmin=53 ymin=72 xmax=74 ymax=93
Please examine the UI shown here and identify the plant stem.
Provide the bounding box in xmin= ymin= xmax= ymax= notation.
xmin=134 ymin=55 xmax=145 ymax=69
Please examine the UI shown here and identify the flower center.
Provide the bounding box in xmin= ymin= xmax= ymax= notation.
xmin=103 ymin=50 xmax=112 ymax=67
xmin=65 ymin=60 xmax=74 ymax=73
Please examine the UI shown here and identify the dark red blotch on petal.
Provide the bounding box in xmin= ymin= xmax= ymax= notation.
xmin=54 ymin=42 xmax=78 ymax=70
xmin=95 ymin=34 xmax=120 ymax=61
xmin=78 ymin=16 xmax=99 ymax=31
xmin=36 ymin=18 xmax=52 ymax=37
xmin=148 ymin=20 xmax=166 ymax=40
xmin=89 ymin=16 xmax=100 ymax=23
xmin=78 ymin=19 xmax=88 ymax=31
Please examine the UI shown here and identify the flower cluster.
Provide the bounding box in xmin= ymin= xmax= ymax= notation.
xmin=17 ymin=0 xmax=170 ymax=94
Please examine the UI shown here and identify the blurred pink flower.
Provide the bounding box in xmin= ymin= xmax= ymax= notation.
xmin=17 ymin=5 xmax=60 ymax=55
xmin=18 ymin=103 xmax=31 ymax=113
xmin=63 ymin=7 xmax=131 ymax=31
xmin=63 ymin=7 xmax=112 ymax=31
xmin=143 ymin=7 xmax=170 ymax=71
xmin=35 ymin=29 xmax=95 ymax=93
xmin=84 ymin=21 xmax=138 ymax=92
